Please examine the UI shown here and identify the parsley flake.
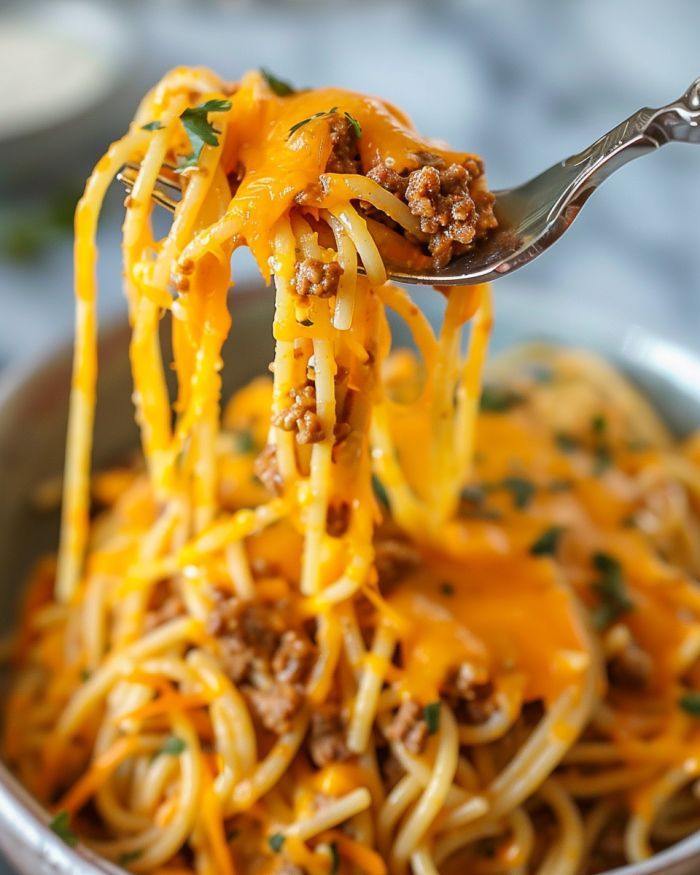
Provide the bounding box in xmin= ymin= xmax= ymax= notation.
xmin=555 ymin=432 xmax=581 ymax=453
xmin=118 ymin=850 xmax=143 ymax=866
xmin=592 ymin=414 xmax=607 ymax=436
xmin=329 ymin=841 xmax=341 ymax=874
xmin=344 ymin=111 xmax=362 ymax=138
xmin=501 ymin=477 xmax=536 ymax=510
xmin=232 ymin=428 xmax=255 ymax=453
xmin=530 ymin=526 xmax=565 ymax=557
xmin=141 ymin=120 xmax=164 ymax=132
xmin=592 ymin=445 xmax=613 ymax=475
xmin=372 ymin=474 xmax=389 ymax=507
xmin=590 ymin=552 xmax=633 ymax=629
xmin=288 ymin=106 xmax=338 ymax=138
xmin=177 ymin=98 xmax=232 ymax=172
xmin=460 ymin=485 xmax=486 ymax=505
xmin=423 ymin=701 xmax=441 ymax=734
xmin=260 ymin=68 xmax=296 ymax=96
xmin=479 ymin=386 xmax=525 ymax=413
xmin=268 ymin=832 xmax=286 ymax=853
xmin=49 ymin=811 xmax=78 ymax=848
xmin=679 ymin=693 xmax=700 ymax=716
xmin=158 ymin=736 xmax=186 ymax=756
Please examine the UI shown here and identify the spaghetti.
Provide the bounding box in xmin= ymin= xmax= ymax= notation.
xmin=5 ymin=67 xmax=700 ymax=875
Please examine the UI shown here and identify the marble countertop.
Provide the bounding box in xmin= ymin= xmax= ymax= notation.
xmin=0 ymin=0 xmax=699 ymax=871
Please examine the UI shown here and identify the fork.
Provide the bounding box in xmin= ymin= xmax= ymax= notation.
xmin=118 ymin=77 xmax=700 ymax=286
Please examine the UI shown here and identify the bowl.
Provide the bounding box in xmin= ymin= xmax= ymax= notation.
xmin=0 ymin=286 xmax=699 ymax=874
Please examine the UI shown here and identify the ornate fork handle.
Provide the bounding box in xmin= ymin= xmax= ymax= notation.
xmin=562 ymin=77 xmax=700 ymax=196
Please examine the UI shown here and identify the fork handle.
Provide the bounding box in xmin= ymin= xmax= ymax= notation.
xmin=563 ymin=76 xmax=700 ymax=189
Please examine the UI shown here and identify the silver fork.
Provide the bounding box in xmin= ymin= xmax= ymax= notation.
xmin=118 ymin=77 xmax=700 ymax=286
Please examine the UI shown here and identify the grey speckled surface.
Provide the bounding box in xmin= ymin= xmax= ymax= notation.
xmin=0 ymin=0 xmax=699 ymax=871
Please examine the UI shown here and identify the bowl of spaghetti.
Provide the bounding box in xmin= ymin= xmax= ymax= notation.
xmin=2 ymin=67 xmax=700 ymax=875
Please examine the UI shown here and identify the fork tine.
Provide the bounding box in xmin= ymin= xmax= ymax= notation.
xmin=116 ymin=162 xmax=180 ymax=213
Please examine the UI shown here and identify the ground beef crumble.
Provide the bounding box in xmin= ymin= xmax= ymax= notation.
xmin=292 ymin=257 xmax=343 ymax=298
xmin=309 ymin=704 xmax=351 ymax=767
xmin=445 ymin=663 xmax=496 ymax=725
xmin=367 ymin=155 xmax=497 ymax=268
xmin=254 ymin=443 xmax=284 ymax=496
xmin=607 ymin=639 xmax=652 ymax=691
xmin=326 ymin=114 xmax=361 ymax=175
xmin=207 ymin=593 xmax=317 ymax=734
xmin=374 ymin=537 xmax=421 ymax=590
xmin=272 ymin=383 xmax=325 ymax=444
xmin=386 ymin=699 xmax=429 ymax=754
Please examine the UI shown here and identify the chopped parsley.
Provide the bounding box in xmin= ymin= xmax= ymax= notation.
xmin=372 ymin=474 xmax=389 ymax=506
xmin=423 ymin=701 xmax=441 ymax=734
xmin=590 ymin=552 xmax=633 ymax=629
xmin=49 ymin=811 xmax=78 ymax=848
xmin=268 ymin=832 xmax=286 ymax=853
xmin=501 ymin=476 xmax=536 ymax=509
xmin=232 ymin=428 xmax=255 ymax=453
xmin=329 ymin=841 xmax=341 ymax=874
xmin=591 ymin=413 xmax=607 ymax=436
xmin=459 ymin=505 xmax=502 ymax=521
xmin=260 ymin=68 xmax=296 ymax=96
xmin=460 ymin=485 xmax=486 ymax=505
xmin=343 ymin=111 xmax=362 ymax=138
xmin=118 ymin=850 xmax=143 ymax=866
xmin=158 ymin=735 xmax=186 ymax=756
xmin=592 ymin=444 xmax=613 ymax=475
xmin=287 ymin=107 xmax=361 ymax=139
xmin=289 ymin=106 xmax=338 ymax=137
xmin=555 ymin=432 xmax=581 ymax=453
xmin=679 ymin=693 xmax=700 ymax=716
xmin=479 ymin=386 xmax=525 ymax=413
xmin=177 ymin=98 xmax=232 ymax=171
xmin=141 ymin=120 xmax=164 ymax=131
xmin=440 ymin=581 xmax=455 ymax=596
xmin=530 ymin=526 xmax=565 ymax=557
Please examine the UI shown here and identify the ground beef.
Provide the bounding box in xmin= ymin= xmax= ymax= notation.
xmin=309 ymin=705 xmax=351 ymax=767
xmin=272 ymin=384 xmax=325 ymax=445
xmin=368 ymin=156 xmax=497 ymax=269
xmin=607 ymin=640 xmax=652 ymax=691
xmin=272 ymin=630 xmax=316 ymax=685
xmin=254 ymin=444 xmax=284 ymax=496
xmin=326 ymin=501 xmax=351 ymax=537
xmin=326 ymin=113 xmax=361 ymax=174
xmin=144 ymin=583 xmax=185 ymax=632
xmin=386 ymin=699 xmax=428 ymax=754
xmin=374 ymin=538 xmax=421 ymax=590
xmin=445 ymin=664 xmax=496 ymax=725
xmin=245 ymin=683 xmax=301 ymax=734
xmin=207 ymin=595 xmax=284 ymax=684
xmin=292 ymin=258 xmax=343 ymax=298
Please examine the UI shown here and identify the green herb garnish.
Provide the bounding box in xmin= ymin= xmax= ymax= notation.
xmin=118 ymin=850 xmax=143 ymax=866
xmin=49 ymin=811 xmax=78 ymax=848
xmin=460 ymin=485 xmax=486 ymax=505
xmin=288 ymin=106 xmax=338 ymax=138
xmin=158 ymin=736 xmax=186 ymax=756
xmin=268 ymin=833 xmax=286 ymax=853
xmin=372 ymin=474 xmax=389 ymax=506
xmin=459 ymin=506 xmax=502 ymax=521
xmin=232 ymin=428 xmax=255 ymax=453
xmin=590 ymin=552 xmax=633 ymax=629
xmin=343 ymin=111 xmax=362 ymax=138
xmin=479 ymin=386 xmax=525 ymax=413
xmin=592 ymin=414 xmax=607 ymax=436
xmin=141 ymin=120 xmax=164 ymax=131
xmin=177 ymin=98 xmax=232 ymax=171
xmin=260 ymin=68 xmax=295 ymax=96
xmin=679 ymin=693 xmax=700 ymax=716
xmin=329 ymin=841 xmax=341 ymax=874
xmin=501 ymin=477 xmax=536 ymax=510
xmin=423 ymin=701 xmax=441 ymax=735
xmin=555 ymin=432 xmax=581 ymax=453
xmin=592 ymin=445 xmax=613 ymax=475
xmin=530 ymin=526 xmax=565 ymax=557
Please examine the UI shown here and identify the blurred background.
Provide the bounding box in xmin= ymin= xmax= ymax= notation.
xmin=0 ymin=0 xmax=699 ymax=370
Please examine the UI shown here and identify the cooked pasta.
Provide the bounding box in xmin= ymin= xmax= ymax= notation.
xmin=5 ymin=67 xmax=700 ymax=875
